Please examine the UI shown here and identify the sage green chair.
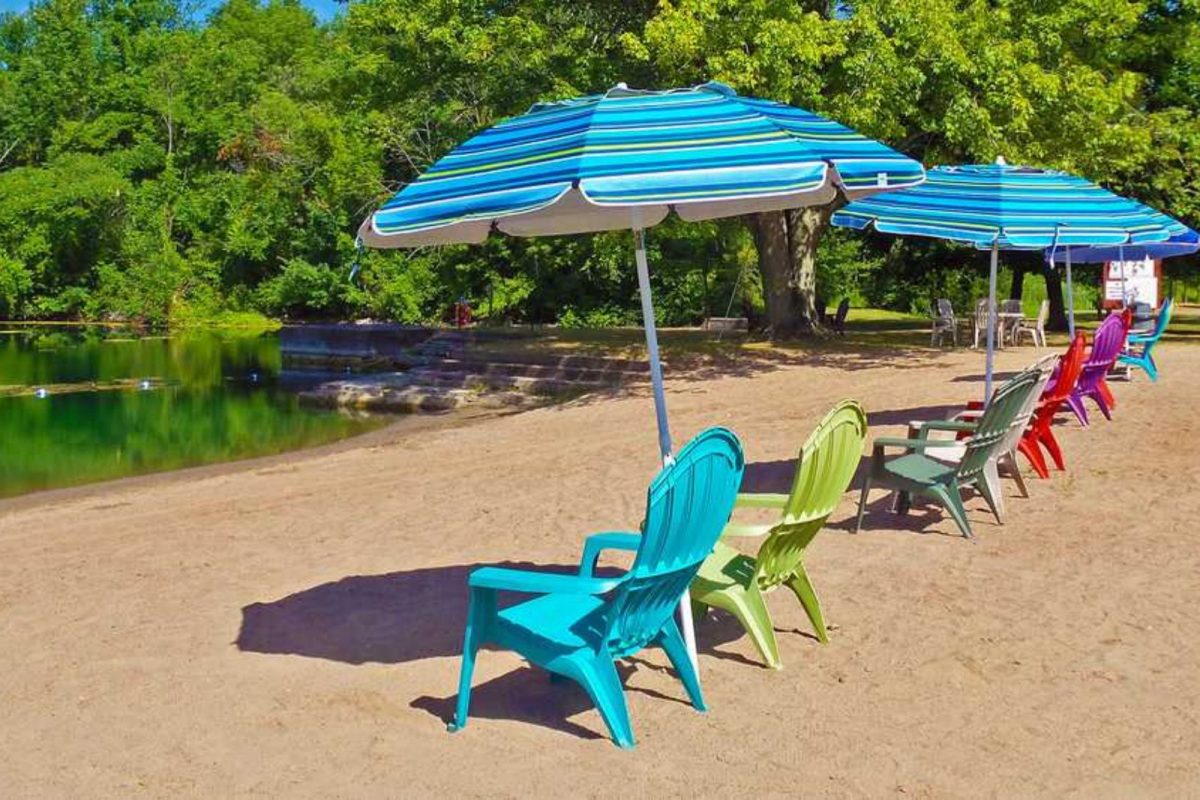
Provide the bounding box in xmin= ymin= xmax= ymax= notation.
xmin=855 ymin=370 xmax=1040 ymax=539
xmin=690 ymin=400 xmax=867 ymax=669
xmin=916 ymin=354 xmax=1058 ymax=521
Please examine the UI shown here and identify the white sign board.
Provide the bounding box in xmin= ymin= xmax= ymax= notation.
xmin=1105 ymin=257 xmax=1158 ymax=307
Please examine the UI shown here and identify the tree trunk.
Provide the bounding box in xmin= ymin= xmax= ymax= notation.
xmin=786 ymin=205 xmax=834 ymax=329
xmin=747 ymin=211 xmax=802 ymax=336
xmin=1043 ymin=262 xmax=1069 ymax=331
xmin=1009 ymin=262 xmax=1025 ymax=300
xmin=746 ymin=205 xmax=836 ymax=337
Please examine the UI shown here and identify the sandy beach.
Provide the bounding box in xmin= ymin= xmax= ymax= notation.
xmin=2 ymin=339 xmax=1198 ymax=798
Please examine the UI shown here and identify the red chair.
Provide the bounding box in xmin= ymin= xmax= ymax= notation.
xmin=1017 ymin=332 xmax=1087 ymax=478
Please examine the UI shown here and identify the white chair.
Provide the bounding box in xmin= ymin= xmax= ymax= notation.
xmin=999 ymin=299 xmax=1023 ymax=346
xmin=971 ymin=298 xmax=995 ymax=349
xmin=1014 ymin=299 xmax=1049 ymax=347
xmin=931 ymin=298 xmax=957 ymax=346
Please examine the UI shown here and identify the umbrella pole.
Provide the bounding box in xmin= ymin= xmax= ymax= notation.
xmin=1119 ymin=244 xmax=1127 ymax=306
xmin=634 ymin=228 xmax=672 ymax=461
xmin=1065 ymin=247 xmax=1076 ymax=338
xmin=634 ymin=228 xmax=701 ymax=672
xmin=985 ymin=241 xmax=999 ymax=403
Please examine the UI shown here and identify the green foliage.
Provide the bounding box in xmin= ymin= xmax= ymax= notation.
xmin=0 ymin=0 xmax=1195 ymax=328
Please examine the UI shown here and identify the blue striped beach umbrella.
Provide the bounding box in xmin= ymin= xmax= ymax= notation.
xmin=360 ymin=81 xmax=925 ymax=461
xmin=1046 ymin=224 xmax=1198 ymax=324
xmin=832 ymin=159 xmax=1188 ymax=398
xmin=361 ymin=80 xmax=925 ymax=669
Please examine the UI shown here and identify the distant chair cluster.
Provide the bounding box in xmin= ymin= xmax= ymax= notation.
xmin=931 ymin=297 xmax=1048 ymax=349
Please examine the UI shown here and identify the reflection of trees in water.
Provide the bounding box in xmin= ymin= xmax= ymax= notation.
xmin=0 ymin=328 xmax=378 ymax=497
xmin=0 ymin=327 xmax=281 ymax=391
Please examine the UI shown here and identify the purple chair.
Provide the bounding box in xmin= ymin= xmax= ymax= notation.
xmin=1066 ymin=313 xmax=1129 ymax=426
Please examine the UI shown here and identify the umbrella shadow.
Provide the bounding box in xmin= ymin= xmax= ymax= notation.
xmin=950 ymin=369 xmax=1020 ymax=384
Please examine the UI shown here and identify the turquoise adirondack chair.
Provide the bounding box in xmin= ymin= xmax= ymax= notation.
xmin=1119 ymin=298 xmax=1173 ymax=381
xmin=855 ymin=369 xmax=1041 ymax=538
xmin=449 ymin=427 xmax=745 ymax=749
xmin=690 ymin=400 xmax=867 ymax=669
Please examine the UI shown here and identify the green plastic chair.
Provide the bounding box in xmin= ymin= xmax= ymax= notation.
xmin=916 ymin=354 xmax=1058 ymax=521
xmin=854 ymin=370 xmax=1041 ymax=539
xmin=690 ymin=400 xmax=867 ymax=669
xmin=449 ymin=427 xmax=744 ymax=749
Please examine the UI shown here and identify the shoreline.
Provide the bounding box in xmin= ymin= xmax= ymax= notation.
xmin=0 ymin=406 xmax=501 ymax=515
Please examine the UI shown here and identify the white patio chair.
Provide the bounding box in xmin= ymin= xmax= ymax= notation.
xmin=1014 ymin=299 xmax=1049 ymax=347
xmin=931 ymin=298 xmax=957 ymax=346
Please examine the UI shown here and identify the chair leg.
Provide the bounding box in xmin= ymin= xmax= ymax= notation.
xmin=785 ymin=564 xmax=828 ymax=644
xmin=928 ymin=484 xmax=973 ymax=539
xmin=855 ymin=474 xmax=872 ymax=533
xmin=577 ymin=655 xmax=636 ymax=749
xmin=974 ymin=468 xmax=1003 ymax=525
xmin=1003 ymin=451 xmax=1029 ymax=498
xmin=1093 ymin=388 xmax=1114 ymax=421
xmin=1018 ymin=435 xmax=1050 ymax=479
xmin=1039 ymin=426 xmax=1067 ymax=472
xmin=449 ymin=588 xmax=495 ymax=733
xmin=723 ymin=587 xmax=782 ymax=669
xmin=1066 ymin=395 xmax=1089 ymax=427
xmin=657 ymin=617 xmax=707 ymax=710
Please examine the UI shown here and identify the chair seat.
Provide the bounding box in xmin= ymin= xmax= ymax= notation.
xmin=882 ymin=453 xmax=957 ymax=485
xmin=926 ymin=441 xmax=967 ymax=464
xmin=495 ymin=593 xmax=608 ymax=650
xmin=693 ymin=541 xmax=757 ymax=593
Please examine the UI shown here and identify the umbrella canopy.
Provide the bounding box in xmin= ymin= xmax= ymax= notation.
xmin=832 ymin=162 xmax=1188 ymax=249
xmin=359 ymin=81 xmax=925 ymax=248
xmin=360 ymin=80 xmax=926 ymax=670
xmin=1046 ymin=227 xmax=1199 ymax=263
xmin=832 ymin=160 xmax=1187 ymax=398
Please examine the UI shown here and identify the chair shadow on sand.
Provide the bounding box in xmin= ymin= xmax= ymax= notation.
xmin=236 ymin=561 xmax=743 ymax=739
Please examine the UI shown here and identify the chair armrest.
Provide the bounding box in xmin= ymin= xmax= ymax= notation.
xmin=734 ymin=493 xmax=789 ymax=510
xmin=469 ymin=565 xmax=623 ymax=595
xmin=914 ymin=419 xmax=977 ymax=438
xmin=579 ymin=531 xmax=641 ymax=577
xmin=721 ymin=521 xmax=776 ymax=539
xmin=874 ymin=436 xmax=968 ymax=453
xmin=1126 ymin=334 xmax=1155 ymax=344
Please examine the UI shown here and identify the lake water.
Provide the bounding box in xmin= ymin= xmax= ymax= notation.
xmin=0 ymin=326 xmax=388 ymax=499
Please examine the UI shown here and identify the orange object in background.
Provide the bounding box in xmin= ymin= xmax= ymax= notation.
xmin=453 ymin=298 xmax=472 ymax=328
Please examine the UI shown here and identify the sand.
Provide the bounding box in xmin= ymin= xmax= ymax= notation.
xmin=1 ymin=340 xmax=1198 ymax=798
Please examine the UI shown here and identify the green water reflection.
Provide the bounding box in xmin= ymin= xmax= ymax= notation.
xmin=0 ymin=326 xmax=386 ymax=498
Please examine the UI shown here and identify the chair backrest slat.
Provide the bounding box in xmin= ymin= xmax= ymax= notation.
xmin=959 ymin=370 xmax=1041 ymax=479
xmin=1077 ymin=313 xmax=1129 ymax=392
xmin=1144 ymin=298 xmax=1174 ymax=348
xmin=755 ymin=401 xmax=867 ymax=586
xmin=604 ymin=428 xmax=744 ymax=655
xmin=1043 ymin=332 xmax=1086 ymax=404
